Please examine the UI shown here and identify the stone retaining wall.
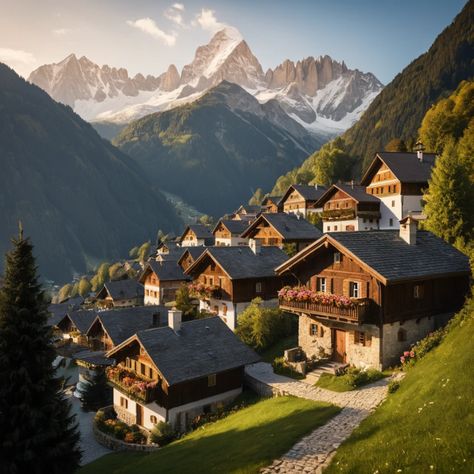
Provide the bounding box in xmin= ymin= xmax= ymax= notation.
xmin=93 ymin=424 xmax=161 ymax=453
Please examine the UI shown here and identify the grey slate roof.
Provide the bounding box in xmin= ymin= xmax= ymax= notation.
xmin=316 ymin=184 xmax=380 ymax=206
xmin=147 ymin=260 xmax=190 ymax=281
xmin=133 ymin=317 xmax=260 ymax=386
xmin=291 ymin=184 xmax=328 ymax=201
xmin=66 ymin=310 xmax=98 ymax=333
xmin=213 ymin=219 xmax=250 ymax=235
xmin=99 ymin=279 xmax=144 ymax=301
xmin=73 ymin=350 xmax=114 ymax=367
xmin=181 ymin=224 xmax=214 ymax=241
xmin=361 ymin=152 xmax=437 ymax=185
xmin=188 ymin=246 xmax=288 ymax=279
xmin=91 ymin=305 xmax=167 ymax=345
xmin=48 ymin=300 xmax=82 ymax=326
xmin=178 ymin=246 xmax=205 ymax=262
xmin=329 ymin=230 xmax=470 ymax=282
xmin=242 ymin=213 xmax=322 ymax=240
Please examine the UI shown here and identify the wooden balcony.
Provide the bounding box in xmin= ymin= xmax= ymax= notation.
xmin=107 ymin=368 xmax=160 ymax=404
xmin=279 ymin=297 xmax=371 ymax=324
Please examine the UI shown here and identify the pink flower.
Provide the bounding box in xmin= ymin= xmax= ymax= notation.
xmin=410 ymin=351 xmax=415 ymax=358
xmin=400 ymin=356 xmax=406 ymax=363
xmin=404 ymin=351 xmax=410 ymax=357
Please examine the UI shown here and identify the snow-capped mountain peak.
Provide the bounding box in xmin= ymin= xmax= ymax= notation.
xmin=28 ymin=29 xmax=383 ymax=138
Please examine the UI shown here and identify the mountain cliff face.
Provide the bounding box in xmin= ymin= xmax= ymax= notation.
xmin=0 ymin=63 xmax=181 ymax=282
xmin=114 ymin=81 xmax=322 ymax=216
xmin=28 ymin=28 xmax=383 ymax=139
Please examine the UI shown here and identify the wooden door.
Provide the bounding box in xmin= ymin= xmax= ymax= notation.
xmin=333 ymin=329 xmax=346 ymax=363
xmin=136 ymin=403 xmax=144 ymax=426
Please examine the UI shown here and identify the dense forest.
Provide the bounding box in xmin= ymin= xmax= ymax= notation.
xmin=272 ymin=0 xmax=474 ymax=194
xmin=0 ymin=64 xmax=182 ymax=282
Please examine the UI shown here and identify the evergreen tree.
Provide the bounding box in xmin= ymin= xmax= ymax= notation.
xmin=384 ymin=138 xmax=407 ymax=152
xmin=78 ymin=277 xmax=92 ymax=297
xmin=0 ymin=230 xmax=81 ymax=472
xmin=422 ymin=140 xmax=474 ymax=246
xmin=79 ymin=368 xmax=111 ymax=412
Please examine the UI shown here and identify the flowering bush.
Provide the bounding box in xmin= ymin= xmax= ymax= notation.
xmin=400 ymin=328 xmax=444 ymax=370
xmin=188 ymin=282 xmax=219 ymax=299
xmin=106 ymin=366 xmax=158 ymax=401
xmin=278 ymin=286 xmax=356 ymax=308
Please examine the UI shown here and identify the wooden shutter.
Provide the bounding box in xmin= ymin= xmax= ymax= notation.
xmin=343 ymin=279 xmax=350 ymax=297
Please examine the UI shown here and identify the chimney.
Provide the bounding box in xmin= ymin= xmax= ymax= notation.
xmin=399 ymin=216 xmax=417 ymax=245
xmin=249 ymin=238 xmax=262 ymax=255
xmin=168 ymin=308 xmax=182 ymax=332
xmin=415 ymin=140 xmax=425 ymax=163
xmin=314 ymin=183 xmax=318 ymax=190
xmin=351 ymin=180 xmax=354 ymax=189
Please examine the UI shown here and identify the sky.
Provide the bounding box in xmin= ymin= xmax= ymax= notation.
xmin=0 ymin=0 xmax=467 ymax=84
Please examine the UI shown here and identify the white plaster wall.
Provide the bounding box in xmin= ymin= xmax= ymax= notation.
xmin=144 ymin=284 xmax=161 ymax=305
xmin=402 ymin=195 xmax=424 ymax=218
xmin=215 ymin=237 xmax=249 ymax=246
xmin=199 ymin=298 xmax=237 ymax=330
xmin=113 ymin=389 xmax=137 ymax=423
xmin=141 ymin=402 xmax=167 ymax=431
xmin=378 ymin=195 xmax=402 ymax=229
xmin=181 ymin=238 xmax=205 ymax=247
xmin=323 ymin=218 xmax=360 ymax=232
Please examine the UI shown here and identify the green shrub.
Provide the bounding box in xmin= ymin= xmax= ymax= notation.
xmin=150 ymin=421 xmax=175 ymax=445
xmin=343 ymin=367 xmax=384 ymax=388
xmin=124 ymin=430 xmax=146 ymax=444
xmin=236 ymin=298 xmax=291 ymax=351
xmin=272 ymin=356 xmax=304 ymax=380
xmin=113 ymin=421 xmax=130 ymax=440
xmin=388 ymin=380 xmax=400 ymax=393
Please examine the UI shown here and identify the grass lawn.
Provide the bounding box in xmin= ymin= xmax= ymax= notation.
xmin=326 ymin=309 xmax=474 ymax=473
xmin=315 ymin=370 xmax=390 ymax=392
xmin=80 ymin=396 xmax=340 ymax=474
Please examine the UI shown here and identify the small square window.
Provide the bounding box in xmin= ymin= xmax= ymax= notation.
xmin=309 ymin=323 xmax=318 ymax=336
xmin=334 ymin=225 xmax=338 ymax=231
xmin=208 ymin=374 xmax=216 ymax=387
xmin=150 ymin=415 xmax=158 ymax=424
xmin=120 ymin=397 xmax=128 ymax=409
xmin=389 ymin=218 xmax=393 ymax=227
xmin=391 ymin=200 xmax=395 ymax=208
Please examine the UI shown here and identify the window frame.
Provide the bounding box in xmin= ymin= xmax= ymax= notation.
xmin=349 ymin=281 xmax=360 ymax=298
xmin=208 ymin=374 xmax=217 ymax=387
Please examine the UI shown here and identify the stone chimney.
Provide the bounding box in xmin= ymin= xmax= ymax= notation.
xmin=399 ymin=216 xmax=417 ymax=245
xmin=168 ymin=308 xmax=182 ymax=332
xmin=249 ymin=238 xmax=262 ymax=255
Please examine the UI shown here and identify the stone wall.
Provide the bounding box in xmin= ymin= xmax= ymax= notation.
xmin=381 ymin=313 xmax=453 ymax=367
xmin=114 ymin=404 xmax=136 ymax=426
xmin=93 ymin=424 xmax=160 ymax=453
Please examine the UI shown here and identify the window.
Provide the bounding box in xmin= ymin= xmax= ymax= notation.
xmin=391 ymin=200 xmax=395 ymax=207
xmin=120 ymin=397 xmax=128 ymax=409
xmin=145 ymin=289 xmax=149 ymax=296
xmin=203 ymin=276 xmax=207 ymax=285
xmin=222 ymin=304 xmax=228 ymax=316
xmin=209 ymin=277 xmax=214 ymax=286
xmin=393 ymin=184 xmax=397 ymax=193
xmin=349 ymin=281 xmax=360 ymax=298
xmin=398 ymin=328 xmax=407 ymax=342
xmin=208 ymin=374 xmax=216 ymax=387
xmin=140 ymin=363 xmax=146 ymax=376
xmin=213 ymin=305 xmax=219 ymax=314
xmin=414 ymin=284 xmax=424 ymax=299
xmin=317 ymin=277 xmax=326 ymax=293
xmin=255 ymin=282 xmax=262 ymax=293
xmin=148 ymin=367 xmax=153 ymax=378
xmin=334 ymin=252 xmax=341 ymax=264
xmin=218 ymin=277 xmax=224 ymax=288
xmin=389 ymin=218 xmax=393 ymax=227
xmin=334 ymin=225 xmax=338 ymax=231
xmin=327 ymin=226 xmax=331 ymax=231
xmin=309 ymin=323 xmax=318 ymax=336
xmin=355 ymin=331 xmax=372 ymax=347
xmin=150 ymin=415 xmax=158 ymax=424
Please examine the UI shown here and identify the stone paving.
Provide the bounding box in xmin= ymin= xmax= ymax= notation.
xmin=245 ymin=363 xmax=396 ymax=473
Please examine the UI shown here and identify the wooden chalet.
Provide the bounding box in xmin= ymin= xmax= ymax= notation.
xmin=275 ymin=218 xmax=470 ymax=369
xmin=212 ymin=219 xmax=249 ymax=247
xmin=139 ymin=261 xmax=190 ymax=305
xmin=86 ymin=306 xmax=167 ymax=351
xmin=229 ymin=204 xmax=261 ymax=221
xmin=360 ymin=151 xmax=437 ymax=229
xmin=261 ymin=195 xmax=282 ymax=214
xmin=55 ymin=310 xmax=97 ymax=345
xmin=179 ymin=225 xmax=214 ymax=247
xmin=240 ymin=213 xmax=322 ymax=252
xmin=316 ymin=183 xmax=381 ymax=232
xmin=106 ymin=312 xmax=259 ymax=432
xmin=185 ymin=242 xmax=293 ymax=329
xmin=279 ymin=184 xmax=327 ymax=217
xmin=94 ymin=280 xmax=144 ymax=308
xmin=177 ymin=247 xmax=205 ymax=272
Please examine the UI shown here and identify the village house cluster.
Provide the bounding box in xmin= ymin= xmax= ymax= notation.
xmin=48 ymin=149 xmax=470 ymax=437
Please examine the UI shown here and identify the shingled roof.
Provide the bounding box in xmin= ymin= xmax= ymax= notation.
xmin=212 ymin=219 xmax=250 ymax=236
xmin=179 ymin=224 xmax=214 ymax=244
xmin=241 ymin=213 xmax=322 ymax=241
xmin=186 ymin=246 xmax=288 ymax=280
xmin=88 ymin=305 xmax=167 ymax=345
xmin=107 ymin=317 xmax=260 ymax=386
xmin=315 ymin=183 xmax=380 ymax=206
xmin=279 ymin=184 xmax=328 ymax=206
xmin=141 ymin=260 xmax=190 ymax=282
xmin=97 ymin=279 xmax=144 ymax=301
xmin=361 ymin=152 xmax=437 ymax=185
xmin=277 ymin=230 xmax=470 ymax=284
xmin=61 ymin=310 xmax=97 ymax=333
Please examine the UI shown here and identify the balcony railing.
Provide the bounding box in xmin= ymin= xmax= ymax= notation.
xmin=279 ymin=297 xmax=371 ymax=324
xmin=106 ymin=367 xmax=160 ymax=404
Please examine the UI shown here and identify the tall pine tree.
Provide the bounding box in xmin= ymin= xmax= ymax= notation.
xmin=0 ymin=229 xmax=81 ymax=473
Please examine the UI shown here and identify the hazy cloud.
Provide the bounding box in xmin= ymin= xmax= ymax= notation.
xmin=127 ymin=18 xmax=176 ymax=46
xmin=52 ymin=28 xmax=72 ymax=36
xmin=195 ymin=8 xmax=226 ymax=33
xmin=0 ymin=48 xmax=36 ymax=64
xmin=164 ymin=4 xmax=186 ymax=27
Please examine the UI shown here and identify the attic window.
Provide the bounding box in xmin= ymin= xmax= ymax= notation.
xmin=334 ymin=252 xmax=341 ymax=264
xmin=208 ymin=374 xmax=216 ymax=387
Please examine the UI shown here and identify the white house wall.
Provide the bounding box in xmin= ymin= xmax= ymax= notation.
xmin=144 ymin=284 xmax=161 ymax=305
